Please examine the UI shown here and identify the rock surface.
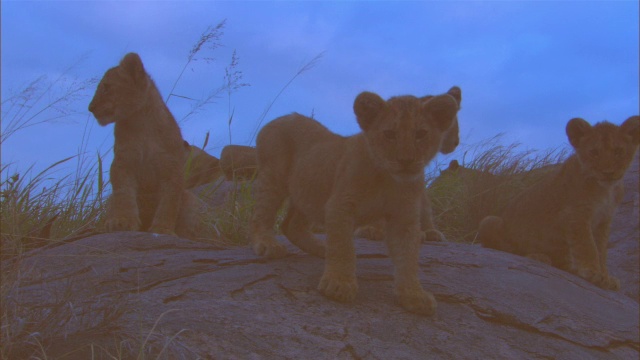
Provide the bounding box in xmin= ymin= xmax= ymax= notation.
xmin=5 ymin=155 xmax=638 ymax=359
xmin=6 ymin=237 xmax=639 ymax=358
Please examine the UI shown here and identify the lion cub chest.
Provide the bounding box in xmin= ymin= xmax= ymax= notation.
xmin=287 ymin=135 xmax=422 ymax=227
xmin=113 ymin=124 xmax=184 ymax=192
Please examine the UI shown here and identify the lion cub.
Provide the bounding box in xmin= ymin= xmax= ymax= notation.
xmin=250 ymin=90 xmax=460 ymax=315
xmin=355 ymin=86 xmax=462 ymax=242
xmin=220 ymin=145 xmax=258 ymax=181
xmin=184 ymin=141 xmax=222 ymax=189
xmin=478 ymin=116 xmax=639 ymax=290
xmin=89 ymin=53 xmax=197 ymax=238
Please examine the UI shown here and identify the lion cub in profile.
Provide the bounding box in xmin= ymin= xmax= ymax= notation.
xmin=250 ymin=90 xmax=460 ymax=315
xmin=478 ymin=116 xmax=639 ymax=290
xmin=89 ymin=53 xmax=198 ymax=238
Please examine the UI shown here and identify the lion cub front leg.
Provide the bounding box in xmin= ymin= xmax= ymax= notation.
xmin=105 ymin=163 xmax=141 ymax=232
xmin=318 ymin=198 xmax=358 ymax=302
xmin=149 ymin=180 xmax=183 ymax=235
xmin=386 ymin=215 xmax=436 ymax=316
xmin=564 ymin=211 xmax=604 ymax=287
xmin=250 ymin=174 xmax=289 ymax=259
xmin=593 ymin=218 xmax=619 ymax=290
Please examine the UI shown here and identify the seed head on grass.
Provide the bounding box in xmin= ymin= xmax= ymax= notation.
xmin=166 ymin=19 xmax=227 ymax=105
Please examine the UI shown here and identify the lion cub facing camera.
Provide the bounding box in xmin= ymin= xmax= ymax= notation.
xmin=250 ymin=90 xmax=460 ymax=315
xmin=478 ymin=116 xmax=639 ymax=290
xmin=89 ymin=53 xmax=197 ymax=238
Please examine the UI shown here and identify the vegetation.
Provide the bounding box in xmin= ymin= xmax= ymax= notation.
xmin=426 ymin=135 xmax=568 ymax=243
xmin=0 ymin=19 xmax=330 ymax=358
xmin=0 ymin=19 xmax=573 ymax=359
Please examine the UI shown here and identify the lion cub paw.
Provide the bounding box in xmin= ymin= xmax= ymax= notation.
xmin=422 ymin=229 xmax=446 ymax=242
xmin=318 ymin=273 xmax=358 ymax=303
xmin=105 ymin=216 xmax=141 ymax=232
xmin=148 ymin=226 xmax=177 ymax=236
xmin=397 ymin=288 xmax=437 ymax=316
xmin=252 ymin=237 xmax=288 ymax=259
xmin=603 ymin=274 xmax=620 ymax=291
xmin=574 ymin=267 xmax=608 ymax=288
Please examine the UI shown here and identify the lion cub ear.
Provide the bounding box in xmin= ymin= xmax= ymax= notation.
xmin=354 ymin=91 xmax=386 ymax=131
xmin=446 ymin=86 xmax=462 ymax=106
xmin=566 ymin=118 xmax=592 ymax=148
xmin=423 ymin=95 xmax=458 ymax=132
xmin=119 ymin=52 xmax=148 ymax=85
xmin=620 ymin=115 xmax=640 ymax=145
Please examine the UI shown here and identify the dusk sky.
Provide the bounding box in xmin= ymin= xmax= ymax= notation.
xmin=1 ymin=1 xmax=638 ymax=179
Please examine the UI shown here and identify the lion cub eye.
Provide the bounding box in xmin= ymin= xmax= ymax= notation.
xmin=383 ymin=130 xmax=397 ymax=140
xmin=415 ymin=129 xmax=429 ymax=140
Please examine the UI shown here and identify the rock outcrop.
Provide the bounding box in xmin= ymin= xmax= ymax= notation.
xmin=4 ymin=156 xmax=638 ymax=360
xmin=5 ymin=237 xmax=638 ymax=358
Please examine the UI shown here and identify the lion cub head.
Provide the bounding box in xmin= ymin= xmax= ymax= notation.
xmin=422 ymin=86 xmax=462 ymax=155
xmin=89 ymin=53 xmax=152 ymax=126
xmin=354 ymin=91 xmax=459 ymax=182
xmin=567 ymin=115 xmax=639 ymax=182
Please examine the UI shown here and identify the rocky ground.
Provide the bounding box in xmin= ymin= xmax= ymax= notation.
xmin=4 ymin=155 xmax=638 ymax=359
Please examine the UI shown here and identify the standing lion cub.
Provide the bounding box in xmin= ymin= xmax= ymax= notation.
xmin=478 ymin=116 xmax=639 ymax=290
xmin=250 ymin=90 xmax=460 ymax=315
xmin=89 ymin=52 xmax=198 ymax=238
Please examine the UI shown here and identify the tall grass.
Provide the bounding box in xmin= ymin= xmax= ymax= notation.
xmin=426 ymin=134 xmax=569 ymax=243
xmin=0 ymin=64 xmax=113 ymax=357
xmin=1 ymin=57 xmax=105 ymax=259
xmin=0 ymin=20 xmax=254 ymax=358
xmin=0 ymin=16 xmax=326 ymax=357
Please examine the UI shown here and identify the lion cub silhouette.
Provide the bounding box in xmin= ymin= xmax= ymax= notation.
xmin=89 ymin=53 xmax=198 ymax=238
xmin=478 ymin=116 xmax=639 ymax=290
xmin=250 ymin=90 xmax=460 ymax=315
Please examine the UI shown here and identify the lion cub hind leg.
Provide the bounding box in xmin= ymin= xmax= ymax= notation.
xmin=250 ymin=173 xmax=289 ymax=259
xmin=386 ymin=218 xmax=436 ymax=316
xmin=282 ymin=206 xmax=326 ymax=258
xmin=420 ymin=192 xmax=446 ymax=242
xmin=477 ymin=216 xmax=505 ymax=249
xmin=423 ymin=229 xmax=446 ymax=242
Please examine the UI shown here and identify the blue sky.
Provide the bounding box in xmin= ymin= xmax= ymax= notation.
xmin=1 ymin=1 xmax=638 ymax=179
